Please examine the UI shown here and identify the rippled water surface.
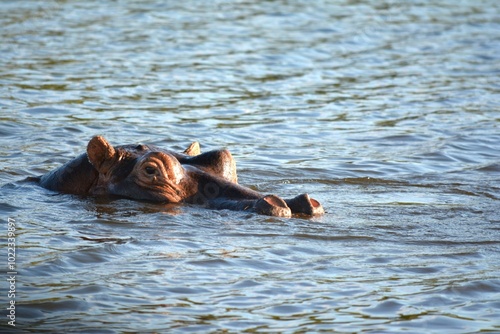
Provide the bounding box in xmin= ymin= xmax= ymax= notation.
xmin=1 ymin=0 xmax=500 ymax=332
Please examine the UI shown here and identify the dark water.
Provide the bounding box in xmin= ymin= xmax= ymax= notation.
xmin=1 ymin=0 xmax=500 ymax=332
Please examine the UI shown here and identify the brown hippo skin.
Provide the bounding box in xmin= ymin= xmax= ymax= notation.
xmin=37 ymin=136 xmax=324 ymax=217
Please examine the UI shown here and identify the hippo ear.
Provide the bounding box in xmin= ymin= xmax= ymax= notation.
xmin=184 ymin=141 xmax=201 ymax=156
xmin=87 ymin=136 xmax=116 ymax=173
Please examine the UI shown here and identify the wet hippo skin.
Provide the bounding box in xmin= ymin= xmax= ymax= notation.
xmin=37 ymin=136 xmax=324 ymax=217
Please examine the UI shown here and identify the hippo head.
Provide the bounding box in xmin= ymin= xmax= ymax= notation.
xmin=87 ymin=136 xmax=188 ymax=202
xmin=38 ymin=136 xmax=325 ymax=216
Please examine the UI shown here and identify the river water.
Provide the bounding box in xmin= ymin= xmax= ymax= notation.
xmin=1 ymin=0 xmax=499 ymax=332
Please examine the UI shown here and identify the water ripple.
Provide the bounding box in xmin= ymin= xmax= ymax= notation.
xmin=1 ymin=0 xmax=500 ymax=333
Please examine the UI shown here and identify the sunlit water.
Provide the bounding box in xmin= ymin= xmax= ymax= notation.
xmin=1 ymin=0 xmax=499 ymax=332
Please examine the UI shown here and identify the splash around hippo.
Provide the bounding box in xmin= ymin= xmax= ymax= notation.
xmin=36 ymin=136 xmax=324 ymax=217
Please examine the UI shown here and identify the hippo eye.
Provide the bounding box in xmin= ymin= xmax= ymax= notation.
xmin=145 ymin=166 xmax=156 ymax=175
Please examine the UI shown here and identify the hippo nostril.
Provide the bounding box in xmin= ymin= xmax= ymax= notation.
xmin=311 ymin=198 xmax=320 ymax=207
xmin=136 ymin=144 xmax=147 ymax=151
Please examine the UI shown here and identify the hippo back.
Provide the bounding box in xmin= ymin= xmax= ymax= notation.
xmin=39 ymin=153 xmax=98 ymax=195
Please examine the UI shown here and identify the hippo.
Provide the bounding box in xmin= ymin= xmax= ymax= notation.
xmin=36 ymin=136 xmax=324 ymax=217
